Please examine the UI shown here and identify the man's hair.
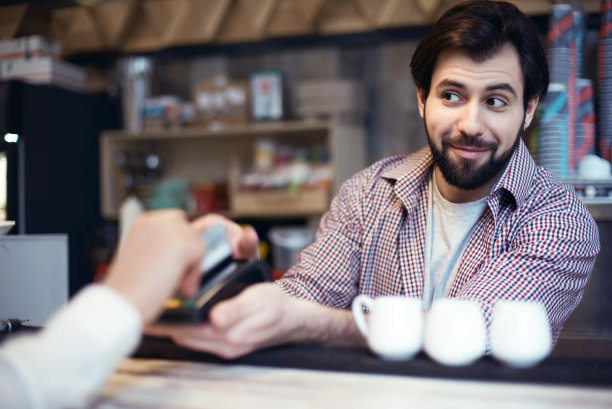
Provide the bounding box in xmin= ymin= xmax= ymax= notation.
xmin=410 ymin=0 xmax=549 ymax=107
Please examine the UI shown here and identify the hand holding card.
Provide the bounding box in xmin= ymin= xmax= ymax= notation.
xmin=158 ymin=223 xmax=272 ymax=323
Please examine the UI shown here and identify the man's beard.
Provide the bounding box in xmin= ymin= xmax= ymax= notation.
xmin=424 ymin=114 xmax=522 ymax=191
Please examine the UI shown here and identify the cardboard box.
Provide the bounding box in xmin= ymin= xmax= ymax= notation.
xmin=0 ymin=36 xmax=61 ymax=61
xmin=227 ymin=156 xmax=331 ymax=217
xmin=192 ymin=74 xmax=249 ymax=126
xmin=295 ymin=79 xmax=366 ymax=120
xmin=231 ymin=188 xmax=330 ymax=217
xmin=0 ymin=57 xmax=86 ymax=92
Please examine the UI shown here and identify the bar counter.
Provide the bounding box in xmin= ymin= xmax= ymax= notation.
xmin=90 ymin=335 xmax=612 ymax=408
xmin=96 ymin=358 xmax=612 ymax=409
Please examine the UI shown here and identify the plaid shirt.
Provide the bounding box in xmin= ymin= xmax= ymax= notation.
xmin=277 ymin=140 xmax=600 ymax=343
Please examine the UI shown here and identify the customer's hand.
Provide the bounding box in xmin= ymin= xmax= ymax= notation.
xmin=191 ymin=213 xmax=260 ymax=258
xmin=104 ymin=212 xmax=260 ymax=324
xmin=180 ymin=213 xmax=260 ymax=297
xmin=104 ymin=209 xmax=205 ymax=323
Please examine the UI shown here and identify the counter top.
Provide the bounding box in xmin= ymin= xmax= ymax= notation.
xmin=4 ymin=329 xmax=610 ymax=407
xmin=96 ymin=336 xmax=612 ymax=408
xmin=96 ymin=357 xmax=612 ymax=409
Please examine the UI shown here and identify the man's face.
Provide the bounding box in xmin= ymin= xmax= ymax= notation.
xmin=418 ymin=44 xmax=538 ymax=194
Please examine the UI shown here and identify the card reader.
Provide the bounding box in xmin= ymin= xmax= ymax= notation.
xmin=158 ymin=223 xmax=273 ymax=323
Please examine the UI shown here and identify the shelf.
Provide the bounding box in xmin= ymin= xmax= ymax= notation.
xmin=102 ymin=120 xmax=332 ymax=141
xmin=563 ymin=178 xmax=612 ymax=221
xmin=563 ymin=177 xmax=612 ymax=185
xmin=99 ymin=120 xmax=366 ymax=220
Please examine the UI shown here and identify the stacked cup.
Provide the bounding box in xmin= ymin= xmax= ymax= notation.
xmin=573 ymin=8 xmax=586 ymax=79
xmin=544 ymin=4 xmax=576 ymax=176
xmin=538 ymin=83 xmax=570 ymax=178
xmin=598 ymin=0 xmax=612 ymax=161
xmin=576 ymin=79 xmax=597 ymax=164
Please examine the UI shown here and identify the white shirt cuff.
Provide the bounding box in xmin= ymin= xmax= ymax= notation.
xmin=1 ymin=284 xmax=142 ymax=409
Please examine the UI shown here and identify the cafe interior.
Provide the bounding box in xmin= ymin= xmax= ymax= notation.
xmin=0 ymin=0 xmax=611 ymax=407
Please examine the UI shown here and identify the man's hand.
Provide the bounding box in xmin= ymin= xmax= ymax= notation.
xmin=126 ymin=212 xmax=364 ymax=358
xmin=145 ymin=283 xmax=292 ymax=358
xmin=144 ymin=283 xmax=366 ymax=359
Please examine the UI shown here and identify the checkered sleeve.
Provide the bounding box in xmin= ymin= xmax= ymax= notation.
xmin=456 ymin=188 xmax=600 ymax=344
xmin=275 ymin=168 xmax=371 ymax=308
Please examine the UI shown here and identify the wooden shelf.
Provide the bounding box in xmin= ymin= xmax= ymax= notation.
xmin=100 ymin=120 xmax=366 ymax=220
xmin=230 ymin=188 xmax=330 ymax=218
xmin=102 ymin=120 xmax=332 ymax=141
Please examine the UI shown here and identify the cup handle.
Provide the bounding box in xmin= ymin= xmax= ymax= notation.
xmin=351 ymin=295 xmax=373 ymax=337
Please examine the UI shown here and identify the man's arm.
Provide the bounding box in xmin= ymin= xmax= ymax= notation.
xmin=144 ymin=168 xmax=375 ymax=358
xmin=145 ymin=282 xmax=366 ymax=359
xmin=456 ymin=192 xmax=600 ymax=343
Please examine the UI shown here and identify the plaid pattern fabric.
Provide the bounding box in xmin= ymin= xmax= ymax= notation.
xmin=277 ymin=140 xmax=600 ymax=343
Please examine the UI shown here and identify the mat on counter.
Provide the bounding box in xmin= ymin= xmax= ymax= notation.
xmin=134 ymin=335 xmax=612 ymax=387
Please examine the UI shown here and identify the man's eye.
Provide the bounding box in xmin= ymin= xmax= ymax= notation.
xmin=487 ymin=98 xmax=506 ymax=108
xmin=443 ymin=92 xmax=460 ymax=102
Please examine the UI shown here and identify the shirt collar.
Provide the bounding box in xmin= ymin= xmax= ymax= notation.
xmin=382 ymin=147 xmax=432 ymax=181
xmin=380 ymin=139 xmax=536 ymax=210
xmin=381 ymin=147 xmax=433 ymax=209
xmin=490 ymin=138 xmax=536 ymax=209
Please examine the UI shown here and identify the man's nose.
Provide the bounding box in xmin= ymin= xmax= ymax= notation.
xmin=457 ymin=101 xmax=485 ymax=137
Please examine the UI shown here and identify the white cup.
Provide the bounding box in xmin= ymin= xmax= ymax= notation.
xmin=424 ymin=299 xmax=487 ymax=366
xmin=352 ymin=295 xmax=424 ymax=360
xmin=490 ymin=300 xmax=552 ymax=368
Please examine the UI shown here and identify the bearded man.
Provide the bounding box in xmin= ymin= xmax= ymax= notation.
xmin=147 ymin=0 xmax=600 ymax=359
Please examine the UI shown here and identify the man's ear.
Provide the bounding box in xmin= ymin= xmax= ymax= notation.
xmin=417 ymin=88 xmax=426 ymax=118
xmin=523 ymin=95 xmax=540 ymax=129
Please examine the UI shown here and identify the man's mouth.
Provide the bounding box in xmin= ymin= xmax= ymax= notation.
xmin=449 ymin=145 xmax=490 ymax=160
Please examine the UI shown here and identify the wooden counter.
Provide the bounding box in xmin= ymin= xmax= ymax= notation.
xmin=90 ymin=335 xmax=612 ymax=408
xmin=96 ymin=357 xmax=612 ymax=409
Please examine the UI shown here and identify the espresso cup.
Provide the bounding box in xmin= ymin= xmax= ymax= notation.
xmin=351 ymin=295 xmax=424 ymax=360
xmin=490 ymin=300 xmax=552 ymax=368
xmin=424 ymin=299 xmax=487 ymax=366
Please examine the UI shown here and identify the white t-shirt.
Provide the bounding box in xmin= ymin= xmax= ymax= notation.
xmin=0 ymin=284 xmax=142 ymax=409
xmin=422 ymin=174 xmax=488 ymax=309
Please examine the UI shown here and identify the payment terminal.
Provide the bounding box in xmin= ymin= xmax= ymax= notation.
xmin=158 ymin=223 xmax=272 ymax=323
